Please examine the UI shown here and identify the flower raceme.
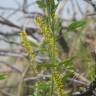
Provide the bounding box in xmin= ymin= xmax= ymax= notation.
xmin=35 ymin=16 xmax=53 ymax=42
xmin=35 ymin=16 xmax=57 ymax=58
xmin=53 ymin=71 xmax=64 ymax=96
xmin=35 ymin=16 xmax=64 ymax=96
xmin=19 ymin=31 xmax=35 ymax=62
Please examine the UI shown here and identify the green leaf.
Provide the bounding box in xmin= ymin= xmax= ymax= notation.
xmin=58 ymin=56 xmax=75 ymax=67
xmin=35 ymin=81 xmax=51 ymax=90
xmin=37 ymin=57 xmax=75 ymax=70
xmin=36 ymin=0 xmax=46 ymax=9
xmin=36 ymin=0 xmax=57 ymax=16
xmin=0 ymin=74 xmax=6 ymax=80
xmin=67 ymin=20 xmax=87 ymax=32
xmin=37 ymin=63 xmax=56 ymax=70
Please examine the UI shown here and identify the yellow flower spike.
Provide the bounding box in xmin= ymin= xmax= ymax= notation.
xmin=53 ymin=71 xmax=64 ymax=96
xmin=35 ymin=16 xmax=57 ymax=58
xmin=19 ymin=31 xmax=35 ymax=63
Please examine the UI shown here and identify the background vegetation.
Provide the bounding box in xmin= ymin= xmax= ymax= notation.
xmin=0 ymin=0 xmax=96 ymax=96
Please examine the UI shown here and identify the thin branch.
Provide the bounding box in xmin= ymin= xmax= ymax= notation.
xmin=68 ymin=78 xmax=88 ymax=86
xmin=22 ymin=0 xmax=27 ymax=13
xmin=0 ymin=61 xmax=22 ymax=73
xmin=0 ymin=37 xmax=22 ymax=46
xmin=24 ymin=74 xmax=50 ymax=82
xmin=0 ymin=90 xmax=14 ymax=96
xmin=83 ymin=0 xmax=96 ymax=11
xmin=0 ymin=50 xmax=27 ymax=57
xmin=75 ymin=0 xmax=84 ymax=15
xmin=0 ymin=7 xmax=17 ymax=11
xmin=0 ymin=17 xmax=20 ymax=29
xmin=73 ymin=77 xmax=96 ymax=96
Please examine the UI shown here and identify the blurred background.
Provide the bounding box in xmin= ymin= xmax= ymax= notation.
xmin=0 ymin=0 xmax=96 ymax=96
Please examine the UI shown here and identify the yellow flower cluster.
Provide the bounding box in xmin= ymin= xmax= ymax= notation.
xmin=35 ymin=16 xmax=57 ymax=58
xmin=53 ymin=71 xmax=64 ymax=96
xmin=19 ymin=31 xmax=35 ymax=62
xmin=35 ymin=16 xmax=52 ymax=42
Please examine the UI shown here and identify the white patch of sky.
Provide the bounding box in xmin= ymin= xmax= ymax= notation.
xmin=0 ymin=0 xmax=94 ymax=27
xmin=0 ymin=0 xmax=18 ymax=8
xmin=56 ymin=0 xmax=94 ymax=20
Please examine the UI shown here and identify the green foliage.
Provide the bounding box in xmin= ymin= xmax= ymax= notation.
xmin=33 ymin=81 xmax=51 ymax=96
xmin=0 ymin=73 xmax=6 ymax=80
xmin=67 ymin=20 xmax=87 ymax=32
xmin=36 ymin=0 xmax=61 ymax=34
xmin=18 ymin=0 xmax=96 ymax=96
xmin=36 ymin=0 xmax=58 ymax=15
